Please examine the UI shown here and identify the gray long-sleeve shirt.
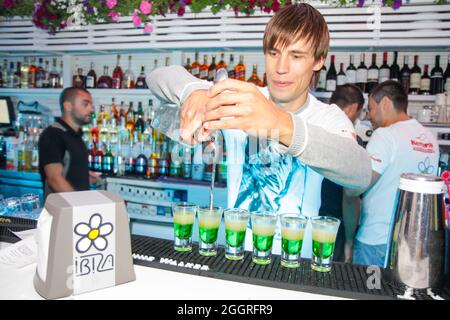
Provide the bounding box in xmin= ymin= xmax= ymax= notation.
xmin=147 ymin=65 xmax=372 ymax=190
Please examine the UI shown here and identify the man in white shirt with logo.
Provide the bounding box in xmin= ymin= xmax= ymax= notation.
xmin=147 ymin=4 xmax=372 ymax=258
xmin=345 ymin=80 xmax=439 ymax=267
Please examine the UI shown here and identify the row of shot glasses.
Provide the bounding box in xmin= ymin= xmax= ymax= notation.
xmin=172 ymin=202 xmax=341 ymax=272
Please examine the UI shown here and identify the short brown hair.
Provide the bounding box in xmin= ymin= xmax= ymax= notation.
xmin=59 ymin=87 xmax=91 ymax=114
xmin=263 ymin=3 xmax=329 ymax=61
xmin=330 ymin=84 xmax=365 ymax=111
xmin=370 ymin=80 xmax=408 ymax=113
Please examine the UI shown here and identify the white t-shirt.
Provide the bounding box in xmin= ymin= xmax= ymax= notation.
xmin=357 ymin=118 xmax=439 ymax=245
xmin=223 ymin=90 xmax=357 ymax=258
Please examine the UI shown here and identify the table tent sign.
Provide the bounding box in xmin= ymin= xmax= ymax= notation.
xmin=34 ymin=190 xmax=136 ymax=299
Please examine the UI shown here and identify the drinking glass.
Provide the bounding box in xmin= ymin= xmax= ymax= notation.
xmin=280 ymin=214 xmax=308 ymax=268
xmin=224 ymin=208 xmax=249 ymax=260
xmin=311 ymin=216 xmax=341 ymax=272
xmin=197 ymin=206 xmax=223 ymax=256
xmin=172 ymin=202 xmax=197 ymax=252
xmin=251 ymin=211 xmax=277 ymax=265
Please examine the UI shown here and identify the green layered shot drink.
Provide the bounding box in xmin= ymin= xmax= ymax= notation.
xmin=311 ymin=216 xmax=340 ymax=272
xmin=172 ymin=202 xmax=197 ymax=252
xmin=224 ymin=209 xmax=249 ymax=260
xmin=251 ymin=212 xmax=277 ymax=265
xmin=198 ymin=206 xmax=223 ymax=256
xmin=280 ymin=214 xmax=308 ymax=268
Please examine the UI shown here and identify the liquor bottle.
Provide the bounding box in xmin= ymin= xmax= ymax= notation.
xmin=49 ymin=58 xmax=60 ymax=88
xmin=28 ymin=57 xmax=37 ymax=88
xmin=165 ymin=57 xmax=171 ymax=67
xmin=97 ymin=104 xmax=110 ymax=125
xmin=122 ymin=55 xmax=135 ymax=89
xmin=337 ymin=63 xmax=346 ymax=87
xmin=390 ymin=51 xmax=400 ymax=82
xmin=400 ymin=55 xmax=410 ymax=94
xmin=125 ymin=139 xmax=135 ymax=175
xmin=59 ymin=61 xmax=64 ymax=88
xmin=94 ymin=146 xmax=103 ymax=172
xmin=119 ymin=101 xmax=127 ymax=120
xmin=184 ymin=57 xmax=192 ymax=74
xmin=346 ymin=55 xmax=356 ymax=84
xmin=99 ymin=118 xmax=109 ymax=144
xmin=169 ymin=141 xmax=182 ymax=178
xmin=0 ymin=62 xmax=3 ymax=88
xmin=235 ymin=55 xmax=246 ymax=81
xmin=72 ymin=68 xmax=85 ymax=88
xmin=109 ymin=118 xmax=118 ymax=147
xmin=81 ymin=123 xmax=90 ymax=147
xmin=14 ymin=62 xmax=22 ymax=88
xmin=366 ymin=53 xmax=379 ymax=94
xmin=118 ymin=116 xmax=128 ymax=145
xmin=42 ymin=60 xmax=50 ymax=88
xmin=409 ymin=55 xmax=421 ymax=95
xmin=419 ymin=64 xmax=431 ymax=95
xmin=90 ymin=114 xmax=99 ymax=147
xmin=102 ymin=142 xmax=114 ymax=174
xmin=325 ymin=55 xmax=337 ymax=92
xmin=35 ymin=58 xmax=45 ymax=88
xmin=151 ymin=59 xmax=158 ymax=72
xmin=315 ymin=63 xmax=327 ymax=91
xmin=378 ymin=52 xmax=390 ymax=83
xmin=21 ymin=57 xmax=29 ymax=89
xmin=210 ymin=55 xmax=219 ymax=82
xmin=181 ymin=146 xmax=192 ymax=179
xmin=227 ymin=54 xmax=236 ymax=79
xmin=87 ymin=140 xmax=95 ymax=170
xmin=31 ymin=134 xmax=39 ymax=172
xmin=247 ymin=64 xmax=262 ymax=86
xmin=444 ymin=54 xmax=450 ymax=93
xmin=217 ymin=52 xmax=227 ymax=70
xmin=158 ymin=139 xmax=170 ymax=177
xmin=135 ymin=141 xmax=147 ymax=176
xmin=97 ymin=66 xmax=113 ymax=88
xmin=0 ymin=59 xmax=6 ymax=88
xmin=17 ymin=131 xmax=25 ymax=171
xmin=112 ymin=54 xmax=123 ymax=89
xmin=135 ymin=65 xmax=148 ymax=89
xmin=356 ymin=53 xmax=367 ymax=93
xmin=86 ymin=62 xmax=97 ymax=89
xmin=430 ymin=55 xmax=444 ymax=95
xmin=111 ymin=97 xmax=119 ymax=120
xmin=126 ymin=102 xmax=135 ymax=132
xmin=199 ymin=55 xmax=209 ymax=80
xmin=146 ymin=139 xmax=159 ymax=179
xmin=7 ymin=62 xmax=15 ymax=88
xmin=135 ymin=101 xmax=145 ymax=134
xmin=191 ymin=52 xmax=200 ymax=78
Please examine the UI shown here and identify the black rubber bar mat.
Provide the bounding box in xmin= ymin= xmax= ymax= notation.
xmin=131 ymin=235 xmax=450 ymax=300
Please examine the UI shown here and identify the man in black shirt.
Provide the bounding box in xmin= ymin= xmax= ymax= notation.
xmin=39 ymin=87 xmax=96 ymax=199
xmin=319 ymin=84 xmax=365 ymax=262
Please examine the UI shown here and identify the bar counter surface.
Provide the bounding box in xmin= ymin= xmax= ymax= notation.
xmin=1 ymin=236 xmax=448 ymax=300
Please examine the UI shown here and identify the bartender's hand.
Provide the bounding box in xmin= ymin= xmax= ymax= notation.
xmin=344 ymin=240 xmax=354 ymax=263
xmin=203 ymin=79 xmax=293 ymax=147
xmin=89 ymin=170 xmax=100 ymax=184
xmin=180 ymin=89 xmax=211 ymax=145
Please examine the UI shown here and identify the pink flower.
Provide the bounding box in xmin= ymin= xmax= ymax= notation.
xmin=106 ymin=0 xmax=117 ymax=10
xmin=4 ymin=0 xmax=15 ymax=9
xmin=139 ymin=1 xmax=152 ymax=15
xmin=144 ymin=24 xmax=153 ymax=33
xmin=177 ymin=6 xmax=185 ymax=16
xmin=108 ymin=11 xmax=119 ymax=22
xmin=271 ymin=0 xmax=280 ymax=12
xmin=132 ymin=12 xmax=142 ymax=26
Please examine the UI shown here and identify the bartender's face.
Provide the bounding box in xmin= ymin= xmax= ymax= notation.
xmin=69 ymin=91 xmax=94 ymax=126
xmin=265 ymin=38 xmax=324 ymax=112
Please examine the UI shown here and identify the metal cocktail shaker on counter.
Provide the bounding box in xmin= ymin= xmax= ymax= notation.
xmin=386 ymin=173 xmax=449 ymax=293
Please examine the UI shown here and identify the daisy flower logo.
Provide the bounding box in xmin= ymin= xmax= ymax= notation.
xmin=74 ymin=213 xmax=113 ymax=253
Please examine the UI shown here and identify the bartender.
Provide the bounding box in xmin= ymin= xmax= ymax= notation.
xmin=147 ymin=4 xmax=372 ymax=258
xmin=38 ymin=87 xmax=97 ymax=199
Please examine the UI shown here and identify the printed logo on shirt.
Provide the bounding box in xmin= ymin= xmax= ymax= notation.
xmin=418 ymin=156 xmax=435 ymax=174
xmin=410 ymin=134 xmax=435 ymax=154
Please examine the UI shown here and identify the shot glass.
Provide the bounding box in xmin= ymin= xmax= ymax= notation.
xmin=310 ymin=216 xmax=341 ymax=272
xmin=280 ymin=214 xmax=308 ymax=268
xmin=251 ymin=211 xmax=277 ymax=265
xmin=197 ymin=206 xmax=223 ymax=256
xmin=172 ymin=202 xmax=197 ymax=252
xmin=224 ymin=208 xmax=249 ymax=261
xmin=4 ymin=197 xmax=22 ymax=216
